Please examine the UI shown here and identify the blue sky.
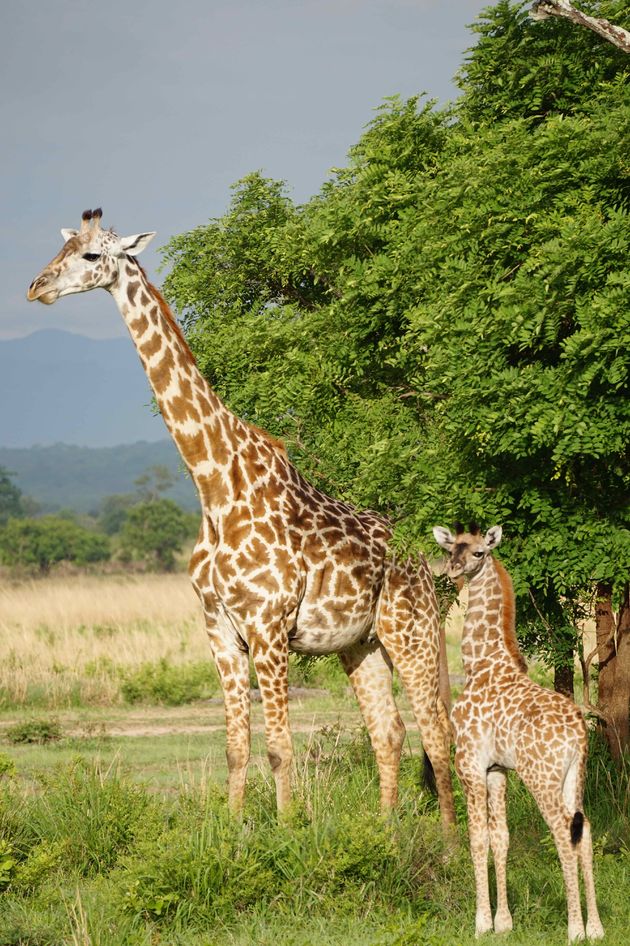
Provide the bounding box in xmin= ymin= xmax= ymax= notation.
xmin=2 ymin=0 xmax=490 ymax=341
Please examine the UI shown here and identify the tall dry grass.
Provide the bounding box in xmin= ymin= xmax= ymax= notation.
xmin=0 ymin=573 xmax=208 ymax=707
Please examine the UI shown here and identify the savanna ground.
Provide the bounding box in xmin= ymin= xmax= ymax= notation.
xmin=0 ymin=573 xmax=628 ymax=946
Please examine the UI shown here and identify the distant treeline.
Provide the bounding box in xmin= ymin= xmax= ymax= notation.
xmin=0 ymin=441 xmax=199 ymax=515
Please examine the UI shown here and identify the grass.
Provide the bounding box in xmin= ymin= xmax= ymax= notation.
xmin=0 ymin=725 xmax=627 ymax=946
xmin=0 ymin=573 xmax=209 ymax=707
xmin=0 ymin=574 xmax=352 ymax=709
xmin=0 ymin=571 xmax=625 ymax=945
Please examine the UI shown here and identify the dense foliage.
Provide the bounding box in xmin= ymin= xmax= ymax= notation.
xmin=162 ymin=1 xmax=629 ymax=678
xmin=0 ymin=517 xmax=110 ymax=573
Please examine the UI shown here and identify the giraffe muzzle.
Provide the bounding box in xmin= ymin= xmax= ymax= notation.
xmin=446 ymin=563 xmax=464 ymax=580
xmin=27 ymin=276 xmax=58 ymax=305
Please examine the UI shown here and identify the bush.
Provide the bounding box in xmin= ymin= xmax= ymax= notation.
xmin=5 ymin=719 xmax=63 ymax=745
xmin=0 ymin=754 xmax=16 ymax=779
xmin=120 ymin=659 xmax=220 ymax=706
xmin=0 ymin=760 xmax=163 ymax=878
xmin=119 ymin=499 xmax=190 ymax=571
xmin=0 ymin=517 xmax=110 ymax=573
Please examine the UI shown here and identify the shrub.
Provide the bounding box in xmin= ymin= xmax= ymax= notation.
xmin=5 ymin=719 xmax=63 ymax=745
xmin=119 ymin=499 xmax=190 ymax=571
xmin=120 ymin=659 xmax=220 ymax=706
xmin=0 ymin=753 xmax=16 ymax=778
xmin=0 ymin=839 xmax=17 ymax=889
xmin=0 ymin=517 xmax=110 ymax=573
xmin=0 ymin=760 xmax=163 ymax=878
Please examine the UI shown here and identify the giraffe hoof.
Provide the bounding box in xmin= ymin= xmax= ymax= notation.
xmin=475 ymin=915 xmax=493 ymax=937
xmin=494 ymin=911 xmax=513 ymax=934
xmin=586 ymin=920 xmax=604 ymax=940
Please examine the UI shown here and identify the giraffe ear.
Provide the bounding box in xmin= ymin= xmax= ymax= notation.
xmin=433 ymin=526 xmax=455 ymax=550
xmin=61 ymin=228 xmax=79 ymax=242
xmin=119 ymin=232 xmax=156 ymax=255
xmin=484 ymin=526 xmax=502 ymax=550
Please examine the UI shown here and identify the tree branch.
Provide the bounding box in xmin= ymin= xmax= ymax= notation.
xmin=530 ymin=1 xmax=630 ymax=53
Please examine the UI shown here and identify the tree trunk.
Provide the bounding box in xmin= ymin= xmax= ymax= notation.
xmin=596 ymin=582 xmax=630 ymax=762
xmin=596 ymin=582 xmax=615 ymax=712
xmin=554 ymin=658 xmax=575 ymax=698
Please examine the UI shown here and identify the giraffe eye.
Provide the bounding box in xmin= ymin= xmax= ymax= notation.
xmin=472 ymin=551 xmax=484 ymax=558
xmin=82 ymin=253 xmax=101 ymax=262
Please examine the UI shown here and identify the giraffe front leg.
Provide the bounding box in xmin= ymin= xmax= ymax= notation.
xmin=339 ymin=641 xmax=405 ymax=811
xmin=250 ymin=631 xmax=293 ymax=813
xmin=487 ymin=768 xmax=512 ymax=934
xmin=457 ymin=759 xmax=493 ymax=937
xmin=206 ymin=626 xmax=251 ymax=813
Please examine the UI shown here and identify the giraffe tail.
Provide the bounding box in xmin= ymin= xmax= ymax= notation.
xmin=571 ymin=811 xmax=584 ymax=845
xmin=423 ymin=751 xmax=437 ymax=795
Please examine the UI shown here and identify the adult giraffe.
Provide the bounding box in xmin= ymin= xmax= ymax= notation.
xmin=27 ymin=209 xmax=455 ymax=828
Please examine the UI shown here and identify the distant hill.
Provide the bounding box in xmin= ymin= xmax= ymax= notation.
xmin=0 ymin=442 xmax=199 ymax=514
xmin=0 ymin=329 xmax=166 ymax=447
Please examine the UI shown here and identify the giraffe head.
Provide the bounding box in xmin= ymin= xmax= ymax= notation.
xmin=27 ymin=209 xmax=155 ymax=305
xmin=432 ymin=522 xmax=502 ymax=580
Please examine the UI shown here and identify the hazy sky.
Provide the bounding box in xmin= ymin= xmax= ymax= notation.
xmin=2 ymin=0 xmax=489 ymax=341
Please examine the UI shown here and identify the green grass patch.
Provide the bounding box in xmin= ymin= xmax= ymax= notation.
xmin=0 ymin=725 xmax=627 ymax=945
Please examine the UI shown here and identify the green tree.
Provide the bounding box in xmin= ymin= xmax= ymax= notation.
xmin=120 ymin=499 xmax=191 ymax=572
xmin=98 ymin=493 xmax=137 ymax=536
xmin=161 ymin=1 xmax=629 ymax=750
xmin=0 ymin=517 xmax=110 ymax=574
xmin=457 ymin=0 xmax=629 ymax=123
xmin=0 ymin=467 xmax=23 ymax=526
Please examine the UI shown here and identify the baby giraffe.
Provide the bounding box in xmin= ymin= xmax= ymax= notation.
xmin=433 ymin=523 xmax=604 ymax=943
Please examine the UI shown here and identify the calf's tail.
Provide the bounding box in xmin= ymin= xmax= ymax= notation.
xmin=570 ymin=810 xmax=584 ymax=845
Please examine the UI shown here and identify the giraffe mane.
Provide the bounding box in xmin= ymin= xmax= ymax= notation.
xmin=134 ymin=260 xmax=287 ymax=458
xmin=493 ymin=558 xmax=527 ymax=673
xmin=133 ymin=260 xmax=197 ymax=359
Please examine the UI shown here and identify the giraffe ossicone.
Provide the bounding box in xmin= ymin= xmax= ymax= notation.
xmin=433 ymin=523 xmax=604 ymax=942
xmin=27 ymin=208 xmax=456 ymax=828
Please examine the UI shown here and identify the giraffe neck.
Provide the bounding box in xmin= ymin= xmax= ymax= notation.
xmin=462 ymin=557 xmax=527 ymax=678
xmin=110 ymin=257 xmax=249 ymax=512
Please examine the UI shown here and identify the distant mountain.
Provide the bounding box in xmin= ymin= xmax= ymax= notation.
xmin=0 ymin=329 xmax=166 ymax=447
xmin=0 ymin=441 xmax=199 ymax=514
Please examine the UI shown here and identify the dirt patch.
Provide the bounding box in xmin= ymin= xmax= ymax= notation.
xmin=0 ymin=689 xmax=363 ymax=742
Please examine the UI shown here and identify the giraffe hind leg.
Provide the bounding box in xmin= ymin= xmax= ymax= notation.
xmin=339 ymin=640 xmax=405 ymax=811
xmin=522 ymin=771 xmax=586 ymax=943
xmin=562 ymin=753 xmax=604 ymax=939
xmin=376 ymin=560 xmax=456 ymax=830
xmin=576 ymin=817 xmax=604 ymax=940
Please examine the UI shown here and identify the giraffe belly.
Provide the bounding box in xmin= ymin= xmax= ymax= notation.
xmin=288 ymin=607 xmax=376 ymax=656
